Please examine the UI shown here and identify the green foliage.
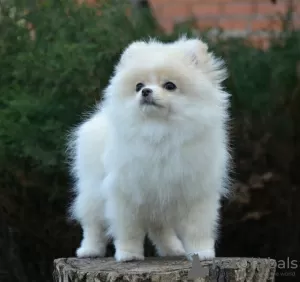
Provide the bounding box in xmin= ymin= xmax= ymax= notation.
xmin=0 ymin=0 xmax=157 ymax=173
xmin=216 ymin=34 xmax=300 ymax=118
xmin=0 ymin=0 xmax=299 ymax=281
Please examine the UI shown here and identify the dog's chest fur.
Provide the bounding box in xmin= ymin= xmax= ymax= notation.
xmin=103 ymin=124 xmax=214 ymax=209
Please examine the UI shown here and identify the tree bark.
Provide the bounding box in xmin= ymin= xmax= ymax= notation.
xmin=53 ymin=257 xmax=276 ymax=282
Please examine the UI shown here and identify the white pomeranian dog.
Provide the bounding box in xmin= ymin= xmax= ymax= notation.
xmin=68 ymin=36 xmax=231 ymax=262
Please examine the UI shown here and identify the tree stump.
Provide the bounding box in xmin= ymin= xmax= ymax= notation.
xmin=53 ymin=257 xmax=276 ymax=282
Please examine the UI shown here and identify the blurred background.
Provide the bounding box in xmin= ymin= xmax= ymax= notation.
xmin=0 ymin=0 xmax=299 ymax=281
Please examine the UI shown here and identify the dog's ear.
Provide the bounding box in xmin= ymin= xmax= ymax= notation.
xmin=177 ymin=37 xmax=228 ymax=86
xmin=177 ymin=37 xmax=209 ymax=66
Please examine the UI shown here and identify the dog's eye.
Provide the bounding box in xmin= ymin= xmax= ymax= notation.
xmin=136 ymin=83 xmax=144 ymax=92
xmin=163 ymin=82 xmax=177 ymax=91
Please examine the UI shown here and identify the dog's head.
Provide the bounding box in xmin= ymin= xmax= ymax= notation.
xmin=104 ymin=37 xmax=229 ymax=127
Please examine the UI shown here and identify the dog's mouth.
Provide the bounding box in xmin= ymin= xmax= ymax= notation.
xmin=140 ymin=99 xmax=164 ymax=108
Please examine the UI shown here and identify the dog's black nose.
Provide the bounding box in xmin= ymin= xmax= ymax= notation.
xmin=142 ymin=88 xmax=153 ymax=97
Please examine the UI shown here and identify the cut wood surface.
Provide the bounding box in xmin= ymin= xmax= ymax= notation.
xmin=53 ymin=256 xmax=276 ymax=282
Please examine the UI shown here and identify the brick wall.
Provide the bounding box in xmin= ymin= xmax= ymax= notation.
xmin=79 ymin=1 xmax=299 ymax=34
xmin=75 ymin=0 xmax=299 ymax=48
xmin=149 ymin=0 xmax=300 ymax=47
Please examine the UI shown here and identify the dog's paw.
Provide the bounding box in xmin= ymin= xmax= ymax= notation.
xmin=76 ymin=246 xmax=105 ymax=258
xmin=186 ymin=249 xmax=215 ymax=261
xmin=115 ymin=249 xmax=144 ymax=262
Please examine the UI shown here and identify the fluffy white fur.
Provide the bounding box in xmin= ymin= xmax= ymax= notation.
xmin=68 ymin=36 xmax=231 ymax=262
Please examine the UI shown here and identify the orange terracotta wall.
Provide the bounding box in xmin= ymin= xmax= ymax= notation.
xmin=148 ymin=0 xmax=300 ymax=34
xmin=78 ymin=0 xmax=299 ymax=35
